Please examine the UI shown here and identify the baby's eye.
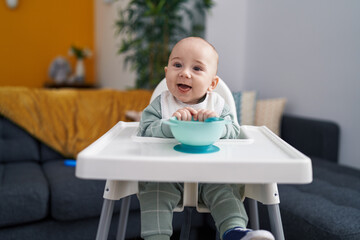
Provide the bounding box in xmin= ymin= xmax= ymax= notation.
xmin=193 ymin=66 xmax=202 ymax=71
xmin=174 ymin=63 xmax=182 ymax=68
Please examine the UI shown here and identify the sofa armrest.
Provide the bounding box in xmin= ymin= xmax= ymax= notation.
xmin=280 ymin=114 xmax=340 ymax=163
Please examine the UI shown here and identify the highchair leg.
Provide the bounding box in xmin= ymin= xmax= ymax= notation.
xmin=96 ymin=180 xmax=137 ymax=240
xmin=244 ymin=183 xmax=284 ymax=239
xmin=248 ymin=198 xmax=260 ymax=230
xmin=267 ymin=204 xmax=284 ymax=240
xmin=96 ymin=199 xmax=116 ymax=240
xmin=116 ymin=196 xmax=131 ymax=240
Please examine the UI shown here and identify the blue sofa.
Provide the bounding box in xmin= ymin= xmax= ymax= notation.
xmin=1 ymin=113 xmax=359 ymax=240
xmin=258 ymin=116 xmax=360 ymax=240
xmin=0 ymin=114 xmax=213 ymax=240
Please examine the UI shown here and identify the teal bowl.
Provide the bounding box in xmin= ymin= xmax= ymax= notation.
xmin=164 ymin=117 xmax=231 ymax=147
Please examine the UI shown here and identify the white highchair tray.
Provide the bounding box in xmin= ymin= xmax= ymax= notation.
xmin=76 ymin=121 xmax=312 ymax=184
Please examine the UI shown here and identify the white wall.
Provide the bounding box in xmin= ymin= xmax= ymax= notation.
xmin=206 ymin=0 xmax=247 ymax=91
xmin=94 ymin=0 xmax=135 ymax=89
xmin=207 ymin=0 xmax=360 ymax=169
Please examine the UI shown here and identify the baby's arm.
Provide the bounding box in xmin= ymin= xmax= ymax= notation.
xmin=220 ymin=104 xmax=240 ymax=139
xmin=137 ymin=96 xmax=173 ymax=138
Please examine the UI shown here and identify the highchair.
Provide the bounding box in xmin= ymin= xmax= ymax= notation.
xmin=95 ymin=78 xmax=285 ymax=240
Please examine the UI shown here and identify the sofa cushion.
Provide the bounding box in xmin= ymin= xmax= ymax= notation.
xmin=255 ymin=98 xmax=286 ymax=135
xmin=0 ymin=116 xmax=40 ymax=163
xmin=278 ymin=157 xmax=360 ymax=240
xmin=280 ymin=115 xmax=340 ymax=163
xmin=0 ymin=215 xmax=123 ymax=240
xmin=42 ymin=160 xmax=128 ymax=221
xmin=0 ymin=162 xmax=49 ymax=227
xmin=232 ymin=91 xmax=257 ymax=125
xmin=40 ymin=142 xmax=64 ymax=162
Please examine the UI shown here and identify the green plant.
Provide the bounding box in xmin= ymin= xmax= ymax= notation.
xmin=116 ymin=0 xmax=214 ymax=89
xmin=69 ymin=45 xmax=92 ymax=59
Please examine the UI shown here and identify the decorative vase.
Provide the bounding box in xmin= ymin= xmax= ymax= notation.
xmin=75 ymin=59 xmax=85 ymax=83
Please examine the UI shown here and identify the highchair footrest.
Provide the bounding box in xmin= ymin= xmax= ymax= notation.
xmin=178 ymin=182 xmax=210 ymax=213
xmin=174 ymin=182 xmax=197 ymax=212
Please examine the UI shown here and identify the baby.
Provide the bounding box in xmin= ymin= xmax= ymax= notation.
xmin=138 ymin=37 xmax=274 ymax=240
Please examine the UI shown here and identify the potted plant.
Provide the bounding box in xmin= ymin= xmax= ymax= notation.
xmin=115 ymin=0 xmax=214 ymax=89
xmin=68 ymin=45 xmax=92 ymax=83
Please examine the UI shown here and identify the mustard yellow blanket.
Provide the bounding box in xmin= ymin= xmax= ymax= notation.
xmin=0 ymin=87 xmax=152 ymax=158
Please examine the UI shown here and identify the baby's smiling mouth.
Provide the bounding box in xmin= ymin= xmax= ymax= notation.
xmin=177 ymin=84 xmax=192 ymax=92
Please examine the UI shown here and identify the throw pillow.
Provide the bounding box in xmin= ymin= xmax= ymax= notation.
xmin=255 ymin=98 xmax=286 ymax=135
xmin=232 ymin=91 xmax=257 ymax=125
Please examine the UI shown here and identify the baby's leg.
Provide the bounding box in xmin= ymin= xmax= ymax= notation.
xmin=199 ymin=184 xmax=248 ymax=238
xmin=138 ymin=182 xmax=183 ymax=240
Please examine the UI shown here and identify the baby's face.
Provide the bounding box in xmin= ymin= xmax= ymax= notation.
xmin=165 ymin=38 xmax=218 ymax=104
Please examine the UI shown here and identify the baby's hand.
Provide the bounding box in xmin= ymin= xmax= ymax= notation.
xmin=172 ymin=107 xmax=197 ymax=121
xmin=193 ymin=109 xmax=218 ymax=122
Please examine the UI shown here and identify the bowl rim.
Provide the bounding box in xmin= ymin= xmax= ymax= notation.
xmin=168 ymin=117 xmax=227 ymax=126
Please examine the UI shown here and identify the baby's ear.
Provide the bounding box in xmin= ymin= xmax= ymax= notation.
xmin=164 ymin=66 xmax=168 ymax=74
xmin=208 ymin=76 xmax=219 ymax=91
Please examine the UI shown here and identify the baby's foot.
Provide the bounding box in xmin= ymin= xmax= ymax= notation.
xmin=223 ymin=227 xmax=275 ymax=240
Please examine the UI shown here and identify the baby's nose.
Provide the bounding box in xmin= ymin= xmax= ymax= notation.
xmin=179 ymin=70 xmax=191 ymax=78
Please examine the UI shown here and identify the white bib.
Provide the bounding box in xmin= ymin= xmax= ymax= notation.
xmin=160 ymin=90 xmax=225 ymax=120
